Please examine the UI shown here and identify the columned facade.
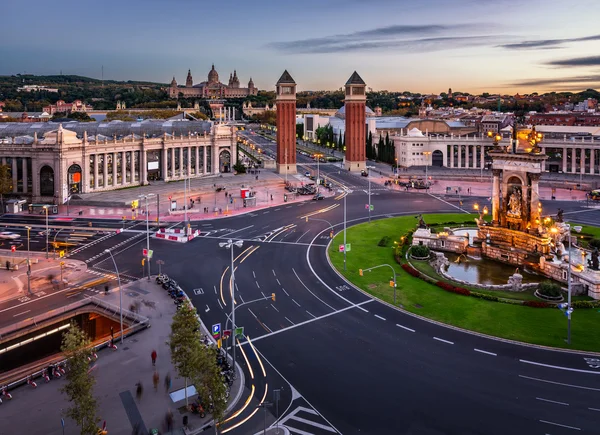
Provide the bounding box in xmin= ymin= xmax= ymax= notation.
xmin=344 ymin=71 xmax=367 ymax=172
xmin=275 ymin=70 xmax=298 ymax=175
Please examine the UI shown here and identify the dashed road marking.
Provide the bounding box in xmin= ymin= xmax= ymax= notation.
xmin=270 ymin=304 xmax=279 ymax=312
xmin=474 ymin=348 xmax=497 ymax=356
xmin=374 ymin=314 xmax=386 ymax=321
xmin=292 ymin=299 xmax=301 ymax=307
xmin=396 ymin=324 xmax=415 ymax=332
xmin=536 ymin=397 xmax=569 ymax=406
xmin=282 ymin=288 xmax=289 ymax=297
xmin=306 ymin=311 xmax=316 ymax=318
xmin=539 ymin=420 xmax=580 ymax=431
xmin=433 ymin=337 xmax=454 ymax=345
xmin=285 ymin=316 xmax=294 ymax=325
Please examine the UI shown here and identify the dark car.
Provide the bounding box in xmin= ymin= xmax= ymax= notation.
xmin=313 ymin=193 xmax=325 ymax=200
xmin=361 ymin=170 xmax=369 ymax=177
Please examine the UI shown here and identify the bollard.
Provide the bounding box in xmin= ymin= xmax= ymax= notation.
xmin=183 ymin=415 xmax=188 ymax=426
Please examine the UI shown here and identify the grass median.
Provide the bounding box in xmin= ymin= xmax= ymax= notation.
xmin=328 ymin=213 xmax=600 ymax=352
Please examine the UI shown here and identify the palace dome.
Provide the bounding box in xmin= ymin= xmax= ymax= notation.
xmin=208 ymin=64 xmax=219 ymax=84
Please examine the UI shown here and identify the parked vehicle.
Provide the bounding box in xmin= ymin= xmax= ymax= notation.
xmin=313 ymin=193 xmax=325 ymax=201
xmin=589 ymin=189 xmax=600 ymax=200
xmin=0 ymin=232 xmax=20 ymax=240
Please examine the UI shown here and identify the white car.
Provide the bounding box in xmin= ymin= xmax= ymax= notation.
xmin=0 ymin=232 xmax=20 ymax=240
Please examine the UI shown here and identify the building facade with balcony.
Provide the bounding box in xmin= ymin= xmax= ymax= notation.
xmin=0 ymin=120 xmax=236 ymax=204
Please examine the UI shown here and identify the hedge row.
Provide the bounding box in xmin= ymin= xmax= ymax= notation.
xmin=435 ymin=281 xmax=471 ymax=296
xmin=401 ymin=263 xmax=420 ymax=278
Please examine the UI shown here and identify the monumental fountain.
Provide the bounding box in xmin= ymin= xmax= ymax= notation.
xmin=412 ymin=128 xmax=600 ymax=299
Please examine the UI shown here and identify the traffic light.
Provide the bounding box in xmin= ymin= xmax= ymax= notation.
xmin=359 ymin=269 xmax=363 ymax=276
xmin=271 ymin=293 xmax=276 ymax=301
xmin=142 ymin=258 xmax=145 ymax=266
xmin=330 ymin=230 xmax=334 ymax=239
xmin=389 ymin=280 xmax=395 ymax=287
xmin=11 ymin=245 xmax=16 ymax=252
xmin=59 ymin=250 xmax=65 ymax=258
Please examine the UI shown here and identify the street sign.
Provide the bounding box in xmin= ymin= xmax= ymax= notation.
xmin=147 ymin=249 xmax=153 ymax=259
xmin=143 ymin=248 xmax=148 ymax=257
xmin=365 ymin=204 xmax=369 ymax=210
xmin=212 ymin=323 xmax=221 ymax=339
xmin=11 ymin=245 xmax=15 ymax=252
xmin=345 ymin=244 xmax=351 ymax=252
xmin=339 ymin=244 xmax=345 ymax=252
xmin=235 ymin=327 xmax=244 ymax=338
xmin=370 ymin=205 xmax=374 ymax=211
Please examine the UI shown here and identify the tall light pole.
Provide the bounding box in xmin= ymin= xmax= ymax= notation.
xmin=139 ymin=193 xmax=155 ymax=280
xmin=43 ymin=205 xmax=49 ymax=258
xmin=219 ymin=239 xmax=243 ymax=365
xmin=337 ymin=188 xmax=353 ymax=270
xmin=366 ymin=166 xmax=375 ymax=223
xmin=423 ymin=151 xmax=432 ymax=191
xmin=314 ymin=153 xmax=323 ymax=193
xmin=565 ymin=224 xmax=582 ymax=345
xmin=105 ymin=249 xmax=124 ymax=345
xmin=26 ymin=226 xmax=31 ymax=295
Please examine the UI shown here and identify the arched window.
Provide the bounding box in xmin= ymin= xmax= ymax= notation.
xmin=68 ymin=164 xmax=82 ymax=194
xmin=40 ymin=165 xmax=54 ymax=196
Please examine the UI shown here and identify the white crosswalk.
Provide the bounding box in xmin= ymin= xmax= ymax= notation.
xmin=279 ymin=406 xmax=338 ymax=434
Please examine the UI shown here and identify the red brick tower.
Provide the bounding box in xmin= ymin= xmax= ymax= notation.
xmin=344 ymin=71 xmax=367 ymax=172
xmin=276 ymin=70 xmax=297 ymax=175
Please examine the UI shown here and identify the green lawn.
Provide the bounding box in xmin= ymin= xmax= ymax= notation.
xmin=329 ymin=213 xmax=600 ymax=352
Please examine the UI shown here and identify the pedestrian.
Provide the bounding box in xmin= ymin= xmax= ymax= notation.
xmin=151 ymin=349 xmax=157 ymax=366
xmin=270 ymin=194 xmax=273 ymax=201
xmin=153 ymin=371 xmax=159 ymax=391
xmin=165 ymin=410 xmax=174 ymax=432
xmin=135 ymin=381 xmax=144 ymax=403
xmin=164 ymin=373 xmax=172 ymax=392
xmin=224 ymin=191 xmax=227 ymax=198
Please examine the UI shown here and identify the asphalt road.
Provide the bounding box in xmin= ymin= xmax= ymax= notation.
xmin=2 ymin=163 xmax=600 ymax=434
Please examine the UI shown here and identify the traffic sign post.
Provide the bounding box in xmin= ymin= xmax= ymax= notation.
xmin=345 ymin=244 xmax=351 ymax=252
xmin=235 ymin=326 xmax=244 ymax=339
xmin=339 ymin=244 xmax=345 ymax=253
xmin=212 ymin=323 xmax=221 ymax=340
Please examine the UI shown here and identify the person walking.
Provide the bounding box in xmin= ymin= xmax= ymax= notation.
xmin=164 ymin=373 xmax=172 ymax=393
xmin=153 ymin=371 xmax=159 ymax=392
xmin=165 ymin=410 xmax=174 ymax=432
xmin=151 ymin=349 xmax=157 ymax=366
xmin=135 ymin=381 xmax=144 ymax=403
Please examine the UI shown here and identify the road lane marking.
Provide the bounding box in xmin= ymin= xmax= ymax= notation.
xmin=536 ymin=397 xmax=569 ymax=406
xmin=306 ymin=311 xmax=316 ymax=318
xmin=288 ymin=415 xmax=337 ymax=432
xmin=272 ymin=269 xmax=276 ymax=276
xmin=252 ymin=271 xmax=256 ymax=278
xmin=223 ymin=225 xmax=254 ymax=236
xmin=520 ymin=359 xmax=600 ymax=375
xmin=214 ymin=285 xmax=217 ymax=294
xmin=285 ymin=317 xmax=294 ymax=325
xmin=396 ymin=324 xmax=415 ymax=332
xmin=292 ymin=299 xmax=301 ymax=307
xmin=295 ymin=230 xmax=311 ymax=243
xmin=13 ymin=310 xmax=31 ymax=317
xmin=539 ymin=420 xmax=580 ymax=431
xmin=374 ymin=314 xmax=386 ymax=321
xmin=519 ymin=375 xmax=600 ymax=392
xmin=217 ymin=300 xmax=223 ymax=310
xmin=474 ymin=348 xmax=497 ymax=356
xmin=248 ymin=308 xmax=257 ymax=319
xmin=239 ymin=294 xmax=245 ymax=303
xmin=282 ymin=288 xmax=289 ymax=296
xmin=256 ymin=281 xmax=260 ymax=288
xmin=276 ymin=279 xmax=281 ymax=285
xmin=261 ymin=291 xmax=266 ymax=298
xmin=433 ymin=337 xmax=454 ymax=345
xmin=589 ymin=408 xmax=600 ymax=412
xmin=270 ymin=304 xmax=279 ymax=312
xmin=292 ymin=268 xmax=335 ymax=310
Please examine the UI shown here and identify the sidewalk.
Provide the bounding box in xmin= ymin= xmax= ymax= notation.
xmin=0 ymin=278 xmax=244 ymax=435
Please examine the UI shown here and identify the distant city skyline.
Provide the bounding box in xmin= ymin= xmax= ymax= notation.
xmin=2 ymin=0 xmax=600 ymax=94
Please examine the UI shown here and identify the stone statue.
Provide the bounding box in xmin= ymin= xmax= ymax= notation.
xmin=416 ymin=214 xmax=427 ymax=229
xmin=556 ymin=208 xmax=564 ymax=223
xmin=506 ymin=189 xmax=522 ymax=218
xmin=592 ymin=248 xmax=599 ymax=271
xmin=431 ymin=252 xmax=450 ymax=273
xmin=507 ymin=272 xmax=523 ymax=292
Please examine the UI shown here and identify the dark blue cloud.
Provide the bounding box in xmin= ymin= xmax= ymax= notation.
xmin=545 ymin=56 xmax=600 ymax=67
xmin=499 ymin=34 xmax=600 ymax=50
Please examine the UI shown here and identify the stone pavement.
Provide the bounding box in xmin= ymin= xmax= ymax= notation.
xmin=0 ymin=277 xmax=244 ymax=435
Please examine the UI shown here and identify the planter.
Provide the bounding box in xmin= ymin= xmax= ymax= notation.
xmin=534 ymin=290 xmax=564 ymax=302
xmin=410 ymin=255 xmax=430 ymax=261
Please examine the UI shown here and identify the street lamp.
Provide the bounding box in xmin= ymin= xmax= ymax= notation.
xmin=25 ymin=226 xmax=31 ymax=295
xmin=139 ymin=193 xmax=155 ymax=280
xmin=219 ymin=239 xmax=243 ymax=366
xmin=337 ymin=188 xmax=353 ymax=270
xmin=42 ymin=205 xmax=49 ymax=259
xmin=564 ymin=224 xmax=582 ymax=345
xmin=104 ymin=249 xmax=124 ymax=345
xmin=366 ymin=166 xmax=375 ymax=223
xmin=360 ymin=263 xmax=397 ymax=304
xmin=313 ymin=153 xmax=324 ymax=193
xmin=423 ymin=151 xmax=432 ymax=191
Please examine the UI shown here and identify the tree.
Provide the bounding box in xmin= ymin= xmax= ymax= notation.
xmin=60 ymin=322 xmax=99 ymax=435
xmin=296 ymin=123 xmax=304 ymax=139
xmin=169 ymin=302 xmax=227 ymax=424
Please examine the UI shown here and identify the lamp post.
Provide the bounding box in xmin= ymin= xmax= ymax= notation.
xmin=26 ymin=226 xmax=31 ymax=295
xmin=314 ymin=153 xmax=323 ymax=193
xmin=423 ymin=151 xmax=432 ymax=191
xmin=43 ymin=205 xmax=49 ymax=259
xmin=565 ymin=224 xmax=582 ymax=344
xmin=219 ymin=239 xmax=243 ymax=365
xmin=139 ymin=194 xmax=155 ymax=280
xmin=258 ymin=402 xmax=273 ymax=435
xmin=366 ymin=166 xmax=375 ymax=223
xmin=105 ymin=249 xmax=124 ymax=345
xmin=53 ymin=228 xmax=63 ymax=259
xmin=337 ymin=188 xmax=353 ymax=270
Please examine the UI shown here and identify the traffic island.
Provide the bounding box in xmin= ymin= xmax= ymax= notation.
xmin=327 ymin=213 xmax=600 ymax=352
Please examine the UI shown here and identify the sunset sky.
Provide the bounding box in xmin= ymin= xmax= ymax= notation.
xmin=2 ymin=0 xmax=600 ymax=94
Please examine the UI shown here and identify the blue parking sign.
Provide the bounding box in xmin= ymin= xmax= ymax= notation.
xmin=212 ymin=323 xmax=221 ymax=338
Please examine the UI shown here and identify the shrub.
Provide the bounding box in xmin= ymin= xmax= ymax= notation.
xmin=572 ymin=300 xmax=600 ymax=309
xmin=378 ymin=236 xmax=391 ymax=247
xmin=538 ymin=281 xmax=562 ymax=297
xmin=589 ymin=238 xmax=600 ymax=249
xmin=411 ymin=245 xmax=430 ymax=258
xmin=471 ymin=292 xmax=499 ymax=302
xmin=523 ymin=300 xmax=550 ymax=308
xmin=401 ymin=263 xmax=420 ymax=277
xmin=434 ymin=281 xmax=470 ymax=296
